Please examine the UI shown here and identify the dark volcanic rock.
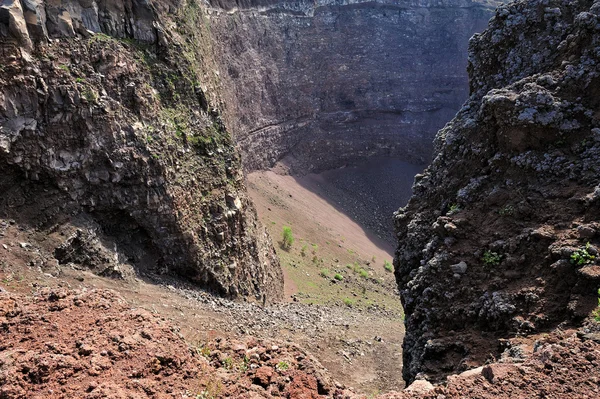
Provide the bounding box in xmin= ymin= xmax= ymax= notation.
xmin=207 ymin=0 xmax=502 ymax=173
xmin=0 ymin=0 xmax=283 ymax=302
xmin=395 ymin=0 xmax=600 ymax=384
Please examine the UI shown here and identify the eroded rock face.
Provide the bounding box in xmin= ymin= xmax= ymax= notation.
xmin=395 ymin=0 xmax=600 ymax=383
xmin=206 ymin=0 xmax=501 ymax=173
xmin=0 ymin=0 xmax=283 ymax=302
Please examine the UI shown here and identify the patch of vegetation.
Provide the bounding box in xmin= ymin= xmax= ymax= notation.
xmin=82 ymin=88 xmax=98 ymax=103
xmin=195 ymin=345 xmax=211 ymax=358
xmin=383 ymin=260 xmax=393 ymax=273
xmin=498 ymin=204 xmax=515 ymax=216
xmin=276 ymin=361 xmax=290 ymax=371
xmin=222 ymin=357 xmax=233 ymax=370
xmin=482 ymin=250 xmax=502 ymax=266
xmin=334 ymin=273 xmax=344 ymax=281
xmin=75 ymin=77 xmax=85 ymax=83
xmin=58 ymin=64 xmax=70 ymax=73
xmin=359 ymin=269 xmax=369 ymax=278
xmin=593 ymin=288 xmax=600 ymax=322
xmin=281 ymin=226 xmax=294 ymax=250
xmin=311 ymin=244 xmax=318 ymax=254
xmin=320 ymin=269 xmax=330 ymax=278
xmin=300 ymin=245 xmax=308 ymax=257
xmin=343 ymin=298 xmax=355 ymax=307
xmin=570 ymin=242 xmax=596 ymax=266
xmin=448 ymin=203 xmax=460 ymax=215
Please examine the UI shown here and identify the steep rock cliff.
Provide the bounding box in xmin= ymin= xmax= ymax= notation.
xmin=206 ymin=0 xmax=501 ymax=172
xmin=395 ymin=0 xmax=600 ymax=383
xmin=0 ymin=0 xmax=283 ymax=301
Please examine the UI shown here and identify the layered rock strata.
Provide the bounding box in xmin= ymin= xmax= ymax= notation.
xmin=0 ymin=0 xmax=283 ymax=301
xmin=206 ymin=0 xmax=502 ymax=172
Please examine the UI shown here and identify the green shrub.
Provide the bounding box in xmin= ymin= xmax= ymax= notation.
xmin=594 ymin=288 xmax=600 ymax=322
xmin=300 ymin=245 xmax=308 ymax=257
xmin=359 ymin=269 xmax=369 ymax=278
xmin=320 ymin=269 xmax=330 ymax=278
xmin=281 ymin=226 xmax=294 ymax=249
xmin=383 ymin=260 xmax=393 ymax=272
xmin=448 ymin=203 xmax=460 ymax=215
xmin=276 ymin=361 xmax=289 ymax=371
xmin=223 ymin=357 xmax=233 ymax=369
xmin=482 ymin=250 xmax=502 ymax=266
xmin=498 ymin=205 xmax=515 ymax=216
xmin=570 ymin=242 xmax=596 ymax=266
xmin=343 ymin=298 xmax=354 ymax=307
xmin=334 ymin=273 xmax=343 ymax=281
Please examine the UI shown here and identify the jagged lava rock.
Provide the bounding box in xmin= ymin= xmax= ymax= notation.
xmin=0 ymin=0 xmax=283 ymax=302
xmin=395 ymin=0 xmax=600 ymax=384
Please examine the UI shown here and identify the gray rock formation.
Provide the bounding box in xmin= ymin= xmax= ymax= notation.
xmin=395 ymin=0 xmax=600 ymax=384
xmin=206 ymin=0 xmax=502 ymax=172
xmin=0 ymin=0 xmax=283 ymax=302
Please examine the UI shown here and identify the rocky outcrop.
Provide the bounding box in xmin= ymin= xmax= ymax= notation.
xmin=0 ymin=0 xmax=283 ymax=302
xmin=206 ymin=0 xmax=502 ymax=173
xmin=395 ymin=0 xmax=600 ymax=383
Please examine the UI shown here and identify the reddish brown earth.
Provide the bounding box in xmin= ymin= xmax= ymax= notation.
xmin=2 ymin=286 xmax=600 ymax=399
xmin=0 ymin=288 xmax=343 ymax=399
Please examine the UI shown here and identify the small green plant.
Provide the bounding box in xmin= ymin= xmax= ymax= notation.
xmin=570 ymin=243 xmax=596 ymax=266
xmin=311 ymin=244 xmax=318 ymax=254
xmin=359 ymin=269 xmax=369 ymax=278
xmin=482 ymin=250 xmax=502 ymax=266
xmin=82 ymin=88 xmax=98 ymax=103
xmin=300 ymin=244 xmax=308 ymax=257
xmin=334 ymin=273 xmax=344 ymax=281
xmin=222 ymin=357 xmax=233 ymax=369
xmin=320 ymin=269 xmax=330 ymax=278
xmin=593 ymin=288 xmax=600 ymax=322
xmin=281 ymin=226 xmax=294 ymax=250
xmin=343 ymin=298 xmax=354 ymax=307
xmin=448 ymin=203 xmax=460 ymax=215
xmin=196 ymin=345 xmax=211 ymax=358
xmin=75 ymin=77 xmax=85 ymax=83
xmin=276 ymin=361 xmax=290 ymax=371
xmin=372 ymin=255 xmax=377 ymax=263
xmin=58 ymin=64 xmax=70 ymax=72
xmin=238 ymin=356 xmax=250 ymax=372
xmin=312 ymin=255 xmax=319 ymax=264
xmin=498 ymin=205 xmax=515 ymax=216
xmin=383 ymin=260 xmax=393 ymax=273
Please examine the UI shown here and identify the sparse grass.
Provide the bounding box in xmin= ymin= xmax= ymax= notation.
xmin=58 ymin=64 xmax=70 ymax=73
xmin=195 ymin=345 xmax=211 ymax=358
xmin=222 ymin=357 xmax=233 ymax=370
xmin=498 ymin=204 xmax=515 ymax=216
xmin=301 ymin=245 xmax=308 ymax=257
xmin=343 ymin=298 xmax=354 ymax=307
xmin=482 ymin=250 xmax=502 ymax=266
xmin=82 ymin=87 xmax=98 ymax=103
xmin=320 ymin=269 xmax=330 ymax=278
xmin=334 ymin=273 xmax=343 ymax=281
xmin=359 ymin=269 xmax=369 ymax=278
xmin=383 ymin=260 xmax=393 ymax=272
xmin=571 ymin=242 xmax=596 ymax=266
